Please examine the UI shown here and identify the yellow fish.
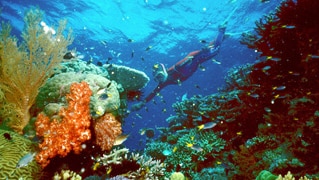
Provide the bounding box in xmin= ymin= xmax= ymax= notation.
xmin=197 ymin=122 xmax=217 ymax=130
xmin=92 ymin=162 xmax=100 ymax=171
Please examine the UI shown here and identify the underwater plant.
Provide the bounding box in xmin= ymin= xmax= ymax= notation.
xmin=0 ymin=8 xmax=73 ymax=133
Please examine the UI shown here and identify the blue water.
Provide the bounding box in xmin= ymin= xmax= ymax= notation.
xmin=0 ymin=0 xmax=281 ymax=150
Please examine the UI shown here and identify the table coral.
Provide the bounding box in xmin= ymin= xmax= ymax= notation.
xmin=35 ymin=81 xmax=92 ymax=168
xmin=93 ymin=113 xmax=122 ymax=151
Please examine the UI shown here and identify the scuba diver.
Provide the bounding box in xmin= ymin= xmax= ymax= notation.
xmin=131 ymin=7 xmax=237 ymax=111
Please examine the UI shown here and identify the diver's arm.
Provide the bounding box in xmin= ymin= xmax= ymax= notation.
xmin=131 ymin=84 xmax=165 ymax=111
xmin=211 ymin=24 xmax=226 ymax=48
xmin=144 ymin=84 xmax=165 ymax=102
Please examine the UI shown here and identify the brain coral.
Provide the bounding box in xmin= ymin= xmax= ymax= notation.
xmin=0 ymin=129 xmax=41 ymax=179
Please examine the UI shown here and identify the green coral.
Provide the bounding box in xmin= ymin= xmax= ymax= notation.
xmin=0 ymin=129 xmax=41 ymax=179
xmin=35 ymin=72 xmax=120 ymax=118
xmin=148 ymin=129 xmax=226 ymax=177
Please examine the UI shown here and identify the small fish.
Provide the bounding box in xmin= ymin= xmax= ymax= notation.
xmin=92 ymin=162 xmax=100 ymax=171
xmin=101 ymin=40 xmax=108 ymax=46
xmin=273 ymin=85 xmax=286 ymax=91
xmin=212 ymin=59 xmax=221 ymax=64
xmin=200 ymin=40 xmax=207 ymax=43
xmin=181 ymin=93 xmax=188 ymax=101
xmin=139 ymin=128 xmax=146 ymax=135
xmin=106 ymin=82 xmax=112 ymax=88
xmin=98 ymin=94 xmax=109 ymax=100
xmin=97 ymin=89 xmax=106 ymax=95
xmin=173 ymin=146 xmax=178 ymax=153
xmin=247 ymin=92 xmax=259 ymax=98
xmin=236 ymin=131 xmax=242 ymax=136
xmin=63 ymin=52 xmax=76 ymax=59
xmin=87 ymin=58 xmax=93 ymax=65
xmin=186 ymin=143 xmax=203 ymax=152
xmin=141 ymin=57 xmax=145 ymax=61
xmin=177 ymin=79 xmax=182 ymax=86
xmin=262 ymin=66 xmax=271 ymax=72
xmin=199 ymin=64 xmax=206 ymax=71
xmin=266 ymin=56 xmax=281 ymax=62
xmin=106 ymin=167 xmax=112 ymax=175
xmin=145 ymin=46 xmax=152 ymax=51
xmin=131 ymin=50 xmax=135 ymax=58
xmin=113 ymin=134 xmax=129 ymax=146
xmin=197 ymin=122 xmax=217 ymax=130
xmin=97 ymin=61 xmax=103 ymax=66
xmin=16 ymin=152 xmax=36 ymax=168
xmin=128 ymin=39 xmax=134 ymax=42
xmin=281 ymin=25 xmax=296 ymax=29
xmin=264 ymin=107 xmax=272 ymax=113
xmin=3 ymin=133 xmax=12 ymax=140
xmin=162 ymin=149 xmax=172 ymax=156
xmin=194 ymin=84 xmax=200 ymax=89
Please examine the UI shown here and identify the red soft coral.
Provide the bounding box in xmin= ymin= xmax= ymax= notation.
xmin=35 ymin=81 xmax=92 ymax=168
xmin=94 ymin=113 xmax=122 ymax=151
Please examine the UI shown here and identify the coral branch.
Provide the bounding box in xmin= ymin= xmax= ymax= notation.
xmin=35 ymin=81 xmax=92 ymax=168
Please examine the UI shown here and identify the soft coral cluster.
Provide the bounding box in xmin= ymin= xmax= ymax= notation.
xmin=35 ymin=81 xmax=92 ymax=168
xmin=94 ymin=113 xmax=122 ymax=151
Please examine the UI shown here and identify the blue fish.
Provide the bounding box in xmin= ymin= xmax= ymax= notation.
xmin=16 ymin=152 xmax=36 ymax=168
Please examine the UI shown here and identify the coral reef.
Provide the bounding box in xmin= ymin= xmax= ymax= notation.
xmin=144 ymin=1 xmax=319 ymax=179
xmin=0 ymin=129 xmax=41 ymax=179
xmin=53 ymin=170 xmax=82 ymax=180
xmin=35 ymin=82 xmax=92 ymax=168
xmin=0 ymin=8 xmax=72 ymax=133
xmin=93 ymin=113 xmax=122 ymax=151
xmin=35 ymin=72 xmax=121 ymax=118
xmin=105 ymin=64 xmax=150 ymax=91
xmin=145 ymin=128 xmax=226 ymax=177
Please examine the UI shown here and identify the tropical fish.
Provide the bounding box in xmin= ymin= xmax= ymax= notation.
xmin=186 ymin=143 xmax=203 ymax=152
xmin=197 ymin=122 xmax=217 ymax=130
xmin=145 ymin=46 xmax=152 ymax=51
xmin=273 ymin=85 xmax=286 ymax=91
xmin=173 ymin=146 xmax=178 ymax=153
xmin=113 ymin=134 xmax=129 ymax=146
xmin=16 ymin=152 xmax=36 ymax=168
xmin=212 ymin=59 xmax=221 ymax=64
xmin=181 ymin=93 xmax=188 ymax=101
xmin=92 ymin=162 xmax=100 ymax=171
xmin=63 ymin=52 xmax=76 ymax=59
xmin=162 ymin=149 xmax=172 ymax=156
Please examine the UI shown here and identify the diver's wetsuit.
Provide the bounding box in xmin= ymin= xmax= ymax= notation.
xmin=144 ymin=26 xmax=226 ymax=103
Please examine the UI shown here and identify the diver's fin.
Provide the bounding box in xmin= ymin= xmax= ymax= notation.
xmin=221 ymin=6 xmax=238 ymax=27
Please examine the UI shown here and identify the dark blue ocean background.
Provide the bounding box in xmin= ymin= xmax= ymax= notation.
xmin=0 ymin=0 xmax=281 ymax=150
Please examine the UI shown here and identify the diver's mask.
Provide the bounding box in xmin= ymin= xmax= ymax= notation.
xmin=152 ymin=63 xmax=168 ymax=83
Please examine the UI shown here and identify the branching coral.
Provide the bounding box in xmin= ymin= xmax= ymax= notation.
xmin=35 ymin=81 xmax=92 ymax=168
xmin=0 ymin=8 xmax=73 ymax=133
xmin=93 ymin=113 xmax=122 ymax=151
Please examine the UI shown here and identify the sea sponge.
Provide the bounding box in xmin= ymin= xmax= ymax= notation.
xmin=104 ymin=64 xmax=150 ymax=91
xmin=0 ymin=129 xmax=41 ymax=179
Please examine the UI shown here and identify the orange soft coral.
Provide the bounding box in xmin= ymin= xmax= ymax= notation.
xmin=94 ymin=113 xmax=122 ymax=151
xmin=35 ymin=81 xmax=92 ymax=168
